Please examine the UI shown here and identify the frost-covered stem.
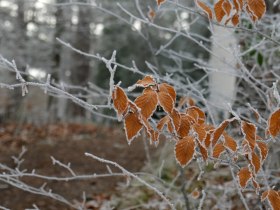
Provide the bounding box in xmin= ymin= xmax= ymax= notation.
xmin=50 ymin=156 xmax=76 ymax=176
xmin=11 ymin=146 xmax=27 ymax=169
xmin=229 ymin=162 xmax=250 ymax=210
xmin=0 ymin=205 xmax=10 ymax=210
xmin=102 ymin=50 xmax=117 ymax=106
xmin=179 ymin=167 xmax=190 ymax=210
xmin=85 ymin=152 xmax=176 ymax=210
xmin=198 ymin=190 xmax=206 ymax=210
xmin=0 ymin=176 xmax=76 ymax=209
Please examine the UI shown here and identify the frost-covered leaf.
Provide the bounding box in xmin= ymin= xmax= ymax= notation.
xmin=112 ymin=86 xmax=129 ymax=120
xmin=134 ymin=88 xmax=158 ymax=119
xmin=257 ymin=141 xmax=268 ymax=161
xmin=195 ymin=0 xmax=213 ymax=19
xmin=193 ymin=124 xmax=207 ymax=143
xmin=186 ymin=106 xmax=205 ymax=125
xmin=197 ymin=140 xmax=208 ymax=161
xmin=213 ymin=143 xmax=225 ymax=158
xmin=233 ymin=0 xmax=243 ymax=12
xmin=214 ymin=0 xmax=232 ymax=22
xmin=148 ymin=8 xmax=156 ymax=20
xmin=124 ymin=112 xmax=143 ymax=143
xmin=158 ymin=83 xmax=176 ymax=103
xmin=238 ymin=167 xmax=252 ymax=188
xmin=261 ymin=190 xmax=280 ymax=210
xmin=130 ymin=75 xmax=156 ymax=90
xmin=223 ymin=133 xmax=237 ymax=152
xmin=268 ymin=108 xmax=280 ymax=138
xmin=157 ymin=90 xmax=174 ymax=114
xmin=241 ymin=121 xmax=257 ymax=151
xmin=246 ymin=0 xmax=266 ymax=21
xmin=191 ymin=189 xmax=200 ymax=199
xmin=157 ymin=0 xmax=166 ymax=6
xmin=212 ymin=118 xmax=235 ymax=147
xmin=250 ymin=152 xmax=261 ymax=173
xmin=175 ymin=136 xmax=195 ymax=167
xmin=177 ymin=114 xmax=192 ymax=138
xmin=231 ymin=13 xmax=240 ymax=26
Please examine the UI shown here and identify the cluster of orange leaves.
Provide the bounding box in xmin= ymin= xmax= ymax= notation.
xmin=196 ymin=0 xmax=266 ymax=25
xmin=149 ymin=0 xmax=266 ymax=26
xmin=112 ymin=75 xmax=280 ymax=209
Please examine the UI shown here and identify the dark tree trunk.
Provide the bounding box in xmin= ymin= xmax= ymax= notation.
xmin=47 ymin=0 xmax=66 ymax=122
xmin=69 ymin=2 xmax=91 ymax=119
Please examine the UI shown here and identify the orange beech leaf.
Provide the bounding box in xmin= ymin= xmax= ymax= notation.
xmin=231 ymin=13 xmax=240 ymax=26
xmin=178 ymin=96 xmax=195 ymax=109
xmin=157 ymin=115 xmax=170 ymax=132
xmin=252 ymin=178 xmax=260 ymax=193
xmin=158 ymin=83 xmax=176 ymax=103
xmin=223 ymin=0 xmax=232 ymax=16
xmin=214 ymin=0 xmax=229 ymax=22
xmin=186 ymin=106 xmax=206 ymax=125
xmin=148 ymin=8 xmax=156 ymax=20
xmin=178 ymin=96 xmax=188 ymax=109
xmin=233 ymin=0 xmax=243 ymax=12
xmin=191 ymin=189 xmax=200 ymax=199
xmin=204 ymin=131 xmax=212 ymax=148
xmin=112 ymin=86 xmax=129 ymax=120
xmin=257 ymin=141 xmax=268 ymax=161
xmin=261 ymin=190 xmax=280 ymax=210
xmin=246 ymin=0 xmax=266 ymax=21
xmin=250 ymin=152 xmax=261 ymax=173
xmin=223 ymin=133 xmax=237 ymax=152
xmin=241 ymin=121 xmax=257 ymax=151
xmin=195 ymin=0 xmax=213 ymax=19
xmin=213 ymin=143 xmax=225 ymax=158
xmin=170 ymin=109 xmax=181 ymax=131
xmin=175 ymin=136 xmax=195 ymax=167
xmin=212 ymin=118 xmax=235 ymax=147
xmin=134 ymin=75 xmax=156 ymax=88
xmin=197 ymin=140 xmax=208 ymax=161
xmin=134 ymin=88 xmax=158 ymax=119
xmin=124 ymin=112 xmax=143 ymax=143
xmin=268 ymin=108 xmax=280 ymax=138
xmin=177 ymin=114 xmax=192 ymax=138
xmin=157 ymin=0 xmax=165 ymax=6
xmin=142 ymin=117 xmax=159 ymax=143
xmin=188 ymin=97 xmax=196 ymax=107
xmin=238 ymin=167 xmax=252 ymax=188
xmin=242 ymin=140 xmax=251 ymax=156
xmin=193 ymin=124 xmax=207 ymax=143
xmin=157 ymin=91 xmax=174 ymax=114
xmin=261 ymin=190 xmax=269 ymax=202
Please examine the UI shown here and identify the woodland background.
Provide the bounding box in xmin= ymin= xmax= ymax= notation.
xmin=0 ymin=0 xmax=279 ymax=209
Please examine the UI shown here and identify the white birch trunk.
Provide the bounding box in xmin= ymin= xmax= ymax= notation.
xmin=209 ymin=24 xmax=238 ymax=121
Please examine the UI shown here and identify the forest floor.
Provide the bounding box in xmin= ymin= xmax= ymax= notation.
xmin=0 ymin=123 xmax=158 ymax=210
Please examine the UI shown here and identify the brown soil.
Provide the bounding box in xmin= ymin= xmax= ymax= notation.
xmin=0 ymin=123 xmax=156 ymax=210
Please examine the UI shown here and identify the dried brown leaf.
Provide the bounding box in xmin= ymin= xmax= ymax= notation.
xmin=124 ymin=112 xmax=143 ymax=143
xmin=175 ymin=136 xmax=195 ymax=167
xmin=213 ymin=143 xmax=225 ymax=158
xmin=112 ymin=86 xmax=129 ymax=120
xmin=223 ymin=133 xmax=237 ymax=152
xmin=268 ymin=108 xmax=280 ymax=138
xmin=246 ymin=0 xmax=266 ymax=21
xmin=134 ymin=88 xmax=158 ymax=119
xmin=195 ymin=0 xmax=213 ymax=19
xmin=238 ymin=167 xmax=252 ymax=188
xmin=241 ymin=121 xmax=256 ymax=151
xmin=257 ymin=141 xmax=268 ymax=161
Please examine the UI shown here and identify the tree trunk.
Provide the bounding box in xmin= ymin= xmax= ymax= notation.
xmin=47 ymin=0 xmax=67 ymax=122
xmin=208 ymin=25 xmax=238 ymax=123
xmin=68 ymin=2 xmax=91 ymax=120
